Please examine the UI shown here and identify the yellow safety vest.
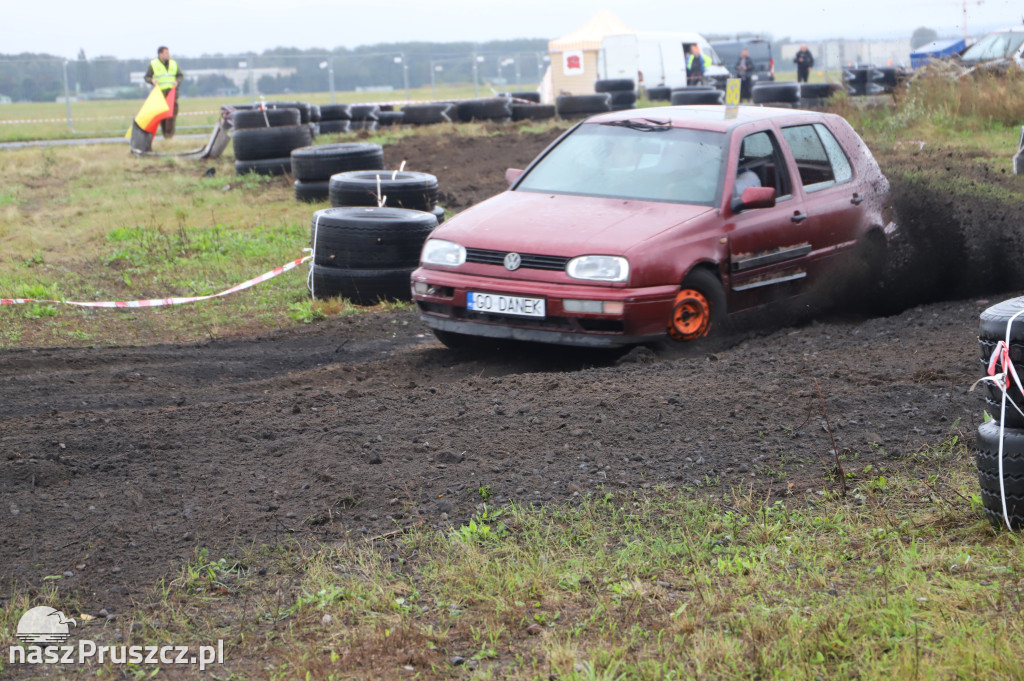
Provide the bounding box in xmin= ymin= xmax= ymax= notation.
xmin=150 ymin=59 xmax=179 ymax=90
xmin=687 ymin=53 xmax=712 ymax=70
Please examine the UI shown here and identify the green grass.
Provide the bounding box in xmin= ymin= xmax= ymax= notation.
xmin=5 ymin=435 xmax=1021 ymax=679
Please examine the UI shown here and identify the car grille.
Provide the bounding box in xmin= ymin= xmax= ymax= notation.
xmin=465 ymin=248 xmax=569 ymax=271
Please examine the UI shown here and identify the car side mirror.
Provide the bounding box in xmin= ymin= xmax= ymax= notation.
xmin=505 ymin=168 xmax=524 ymax=187
xmin=731 ymin=186 xmax=776 ymax=213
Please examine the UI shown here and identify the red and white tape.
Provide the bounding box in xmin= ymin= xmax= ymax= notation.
xmin=1 ymin=254 xmax=311 ymax=308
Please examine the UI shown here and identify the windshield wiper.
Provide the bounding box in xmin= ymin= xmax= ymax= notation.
xmin=600 ymin=118 xmax=672 ymax=132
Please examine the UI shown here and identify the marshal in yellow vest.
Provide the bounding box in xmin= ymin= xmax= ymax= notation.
xmin=150 ymin=59 xmax=179 ymax=90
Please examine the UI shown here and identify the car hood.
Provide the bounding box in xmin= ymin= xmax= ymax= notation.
xmin=432 ymin=190 xmax=714 ymax=256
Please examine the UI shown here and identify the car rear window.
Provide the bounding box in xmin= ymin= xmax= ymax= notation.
xmin=516 ymin=124 xmax=725 ymax=205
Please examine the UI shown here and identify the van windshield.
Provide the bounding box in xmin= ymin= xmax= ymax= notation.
xmin=516 ymin=123 xmax=725 ymax=205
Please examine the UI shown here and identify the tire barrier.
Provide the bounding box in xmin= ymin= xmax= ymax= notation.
xmin=309 ymin=206 xmax=439 ymax=304
xmin=975 ymin=297 xmax=1024 ymax=531
xmin=234 ymin=157 xmax=292 ymax=176
xmin=670 ymin=89 xmax=725 ymax=105
xmin=512 ymin=103 xmax=557 ymax=122
xmin=610 ymin=90 xmax=638 ymax=111
xmin=594 ymin=78 xmax=636 ymax=93
xmin=318 ymin=104 xmax=352 ymax=121
xmin=645 ymin=86 xmax=672 ymax=101
xmin=401 ymin=103 xmax=455 ymax=126
xmin=505 ymin=91 xmax=540 ymax=103
xmin=294 ymin=180 xmax=330 ymax=203
xmin=264 ymin=101 xmax=313 ymax=124
xmin=349 ymin=120 xmax=379 ymax=133
xmin=842 ymin=66 xmax=904 ymax=96
xmin=378 ymin=111 xmax=405 ymax=127
xmin=318 ymin=119 xmax=352 ymax=134
xmin=751 ymin=82 xmax=800 ymax=105
xmin=232 ymin=124 xmax=312 ymax=175
xmin=350 ymin=104 xmax=381 ymax=123
xmin=232 ymin=108 xmax=300 ymax=129
xmin=456 ymin=98 xmax=513 ymax=123
xmin=329 ymin=170 xmax=438 ymax=211
xmin=556 ymin=93 xmax=612 ymax=118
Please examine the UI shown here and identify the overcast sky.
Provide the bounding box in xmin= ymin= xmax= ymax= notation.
xmin=6 ymin=0 xmax=1022 ymax=60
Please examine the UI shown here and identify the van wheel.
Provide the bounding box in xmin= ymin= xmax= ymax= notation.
xmin=667 ymin=269 xmax=726 ymax=341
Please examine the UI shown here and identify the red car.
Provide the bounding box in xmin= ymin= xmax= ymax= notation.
xmin=412 ymin=105 xmax=893 ymax=348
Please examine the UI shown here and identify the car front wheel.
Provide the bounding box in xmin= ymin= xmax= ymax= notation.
xmin=667 ymin=269 xmax=726 ymax=341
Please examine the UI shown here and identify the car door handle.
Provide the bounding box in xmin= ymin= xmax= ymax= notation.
xmin=851 ymin=193 xmax=864 ymax=205
xmin=791 ymin=211 xmax=808 ymax=224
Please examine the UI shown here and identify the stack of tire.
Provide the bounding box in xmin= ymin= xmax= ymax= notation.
xmin=402 ymin=103 xmax=456 ymax=126
xmin=349 ymin=105 xmax=380 ymax=132
xmin=328 ymin=169 xmax=444 ymax=226
xmin=318 ymin=104 xmax=352 ymax=135
xmin=976 ymin=296 xmax=1024 ymax=530
xmin=751 ymin=82 xmax=800 ymax=106
xmin=232 ymin=106 xmax=312 ymax=176
xmin=556 ymin=93 xmax=612 ymax=119
xmin=502 ymin=92 xmax=556 ymax=122
xmin=670 ymin=86 xmax=724 ymax=105
xmin=843 ymin=67 xmax=887 ymax=97
xmin=645 ymin=86 xmax=673 ymax=102
xmin=456 ymin=98 xmax=513 ymax=123
xmin=799 ymin=82 xmax=843 ymax=108
xmin=291 ymin=142 xmax=385 ymax=203
xmin=595 ymin=78 xmax=637 ymax=111
xmin=308 ymin=206 xmax=439 ymax=304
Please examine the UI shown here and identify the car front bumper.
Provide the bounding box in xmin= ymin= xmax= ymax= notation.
xmin=411 ymin=268 xmax=679 ymax=348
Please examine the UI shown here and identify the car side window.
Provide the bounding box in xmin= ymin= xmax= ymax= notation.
xmin=781 ymin=124 xmax=851 ymax=192
xmin=737 ymin=130 xmax=792 ymax=199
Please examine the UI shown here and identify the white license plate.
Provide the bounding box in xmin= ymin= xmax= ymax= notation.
xmin=467 ymin=292 xmax=545 ymax=317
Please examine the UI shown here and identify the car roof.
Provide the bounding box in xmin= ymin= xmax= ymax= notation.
xmin=584 ymin=105 xmax=823 ymax=133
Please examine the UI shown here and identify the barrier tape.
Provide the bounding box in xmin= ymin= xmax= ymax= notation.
xmin=0 ymin=111 xmax=220 ymax=125
xmin=1 ymin=254 xmax=311 ymax=309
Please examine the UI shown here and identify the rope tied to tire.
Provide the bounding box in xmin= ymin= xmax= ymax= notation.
xmin=971 ymin=307 xmax=1024 ymax=530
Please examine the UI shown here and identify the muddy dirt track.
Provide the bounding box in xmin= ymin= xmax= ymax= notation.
xmin=2 ymin=124 xmax=1023 ymax=619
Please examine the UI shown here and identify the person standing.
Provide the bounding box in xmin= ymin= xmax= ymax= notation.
xmin=686 ymin=44 xmax=711 ymax=86
xmin=736 ymin=48 xmax=755 ymax=101
xmin=794 ymin=44 xmax=814 ymax=83
xmin=144 ymin=46 xmax=184 ymax=138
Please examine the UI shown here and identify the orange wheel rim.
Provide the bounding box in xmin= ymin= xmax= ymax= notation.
xmin=669 ymin=288 xmax=711 ymax=341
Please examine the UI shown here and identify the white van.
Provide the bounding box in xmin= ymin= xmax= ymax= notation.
xmin=598 ymin=32 xmax=731 ymax=89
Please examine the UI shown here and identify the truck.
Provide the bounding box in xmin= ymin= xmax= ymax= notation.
xmin=597 ymin=32 xmax=731 ymax=90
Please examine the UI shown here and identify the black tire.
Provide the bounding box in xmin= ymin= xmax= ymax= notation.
xmin=309 ymin=263 xmax=413 ymax=304
xmin=511 ymin=103 xmax=556 ymax=121
xmin=975 ymin=420 xmax=1024 ymax=529
xmin=350 ymin=104 xmax=380 ymax=121
xmin=291 ymin=142 xmax=385 ymax=182
xmin=265 ymin=101 xmax=311 ymax=124
xmin=295 ymin=180 xmax=330 ymax=203
xmin=646 ymin=86 xmax=672 ymax=101
xmin=232 ymin=125 xmax=312 ymax=161
xmin=235 ymin=157 xmax=291 ymax=176
xmin=402 ymin=103 xmax=455 ymax=126
xmin=310 ymin=206 xmax=438 ymax=268
xmin=457 ymin=98 xmax=513 ymax=122
xmin=610 ymin=90 xmax=638 ymax=110
xmin=232 ymin=108 xmax=300 ymax=129
xmin=595 ymin=78 xmax=636 ymax=93
xmin=308 ymin=105 xmax=321 ymax=122
xmin=979 ymin=297 xmax=1024 ymax=427
xmin=507 ymin=91 xmax=541 ymax=103
xmin=433 ymin=204 xmax=446 ymax=225
xmin=752 ymin=83 xmax=800 ymax=105
xmin=378 ymin=111 xmax=405 ymax=126
xmin=799 ymin=83 xmax=840 ymax=100
xmin=556 ymin=93 xmax=612 ymax=116
xmin=667 ymin=268 xmax=727 ymax=342
xmin=319 ymin=104 xmax=352 ymax=121
xmin=670 ymin=89 xmax=724 ymax=105
xmin=318 ymin=119 xmax=351 ymax=134
xmin=329 ymin=170 xmax=438 ymax=211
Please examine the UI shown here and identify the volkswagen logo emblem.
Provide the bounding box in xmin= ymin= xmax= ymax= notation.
xmin=503 ymin=252 xmax=522 ymax=271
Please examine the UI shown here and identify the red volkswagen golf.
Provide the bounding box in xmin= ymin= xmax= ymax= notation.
xmin=412 ymin=106 xmax=893 ymax=348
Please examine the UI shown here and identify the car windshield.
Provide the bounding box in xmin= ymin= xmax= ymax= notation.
xmin=516 ymin=123 xmax=725 ymax=205
xmin=962 ymin=31 xmax=1024 ymax=61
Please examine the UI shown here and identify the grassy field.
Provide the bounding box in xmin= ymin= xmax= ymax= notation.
xmin=3 ymin=71 xmax=1024 ymax=679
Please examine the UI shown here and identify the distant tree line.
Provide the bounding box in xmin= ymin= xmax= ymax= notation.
xmin=0 ymin=39 xmax=549 ymax=101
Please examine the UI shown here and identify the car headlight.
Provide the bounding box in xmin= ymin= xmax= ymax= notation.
xmin=566 ymin=255 xmax=629 ymax=282
xmin=421 ymin=239 xmax=466 ymax=267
